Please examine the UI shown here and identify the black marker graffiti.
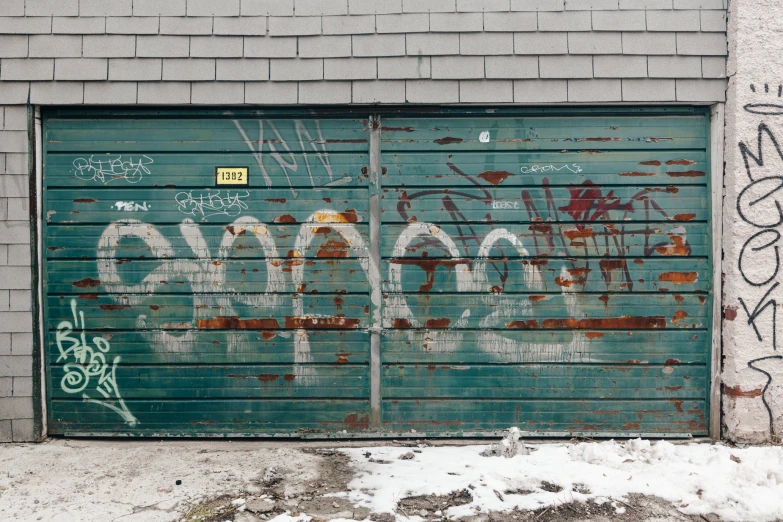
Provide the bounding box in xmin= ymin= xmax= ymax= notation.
xmin=736 ymin=176 xmax=783 ymax=228
xmin=738 ymin=123 xmax=783 ymax=183
xmin=736 ymin=106 xmax=783 ymax=438
xmin=738 ymin=282 xmax=778 ymax=350
xmin=745 ymin=84 xmax=783 ymax=115
xmin=747 ymin=356 xmax=783 ymax=439
xmin=736 ymin=122 xmax=783 ymax=291
xmin=738 ymin=230 xmax=780 ymax=287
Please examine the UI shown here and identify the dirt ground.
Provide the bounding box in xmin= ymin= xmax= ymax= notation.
xmin=186 ymin=450 xmax=720 ymax=522
xmin=0 ymin=439 xmax=737 ymax=522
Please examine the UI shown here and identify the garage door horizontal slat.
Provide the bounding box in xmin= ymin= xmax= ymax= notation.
xmin=48 ymin=399 xmax=372 ymax=435
xmin=46 ymin=118 xmax=370 ymax=153
xmin=381 ymin=364 xmax=706 ymax=399
xmin=49 ymin=364 xmax=368 ymax=399
xmin=381 ymin=329 xmax=707 ymax=365
xmin=45 ymin=224 xmax=371 ymax=259
xmin=46 ymin=329 xmax=369 ymax=364
xmin=382 ymin=257 xmax=710 ymax=293
xmin=382 ymin=186 xmax=708 ymax=223
xmin=46 ymin=330 xmax=370 ymax=365
xmin=380 ymin=117 xmax=706 ymax=151
xmin=45 ymin=152 xmax=368 ymax=189
xmin=381 ymin=151 xmax=708 ymax=186
xmin=47 ymin=293 xmax=370 ymax=330
xmin=47 ymin=258 xmax=371 ymax=295
xmin=48 ymin=189 xmax=368 ymax=225
xmin=381 ymin=222 xmax=710 ymax=258
xmin=382 ymin=293 xmax=707 ymax=330
xmin=381 ymin=399 xmax=707 ymax=434
xmin=46 ymin=258 xmax=710 ymax=295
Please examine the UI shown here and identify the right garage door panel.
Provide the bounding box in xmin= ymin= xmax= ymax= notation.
xmin=379 ymin=114 xmax=711 ymax=435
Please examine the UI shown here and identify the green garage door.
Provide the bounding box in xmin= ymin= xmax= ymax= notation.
xmin=42 ymin=108 xmax=712 ymax=436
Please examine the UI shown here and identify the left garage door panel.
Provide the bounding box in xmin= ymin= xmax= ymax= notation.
xmin=44 ymin=116 xmax=372 ymax=435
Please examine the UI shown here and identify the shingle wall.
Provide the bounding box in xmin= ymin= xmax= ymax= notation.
xmin=0 ymin=0 xmax=727 ymax=442
xmin=0 ymin=0 xmax=727 ymax=105
xmin=0 ymin=104 xmax=34 ymax=442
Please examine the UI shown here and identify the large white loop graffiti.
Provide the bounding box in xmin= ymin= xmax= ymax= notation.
xmin=95 ymin=215 xmax=587 ymax=386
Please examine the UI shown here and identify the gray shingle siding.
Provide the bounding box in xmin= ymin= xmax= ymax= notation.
xmin=0 ymin=2 xmax=724 ymax=104
xmin=0 ymin=105 xmax=33 ymax=443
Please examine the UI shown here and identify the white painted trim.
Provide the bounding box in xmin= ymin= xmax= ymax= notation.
xmin=709 ymin=103 xmax=725 ymax=440
xmin=34 ymin=106 xmax=47 ymax=438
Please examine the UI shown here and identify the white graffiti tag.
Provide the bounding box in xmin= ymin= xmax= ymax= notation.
xmin=96 ymin=217 xmax=588 ymax=367
xmin=73 ymin=155 xmax=153 ymax=184
xmin=56 ymin=299 xmax=138 ymax=426
xmin=385 ymin=223 xmax=585 ymax=363
xmin=97 ymin=218 xmax=286 ymax=355
xmin=115 ymin=201 xmax=149 ymax=212
xmin=520 ymin=164 xmax=583 ymax=174
xmin=233 ymin=119 xmax=341 ymax=197
xmin=174 ymin=189 xmax=250 ymax=222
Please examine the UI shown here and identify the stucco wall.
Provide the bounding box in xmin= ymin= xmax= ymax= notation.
xmin=722 ymin=0 xmax=783 ymax=443
xmin=0 ymin=0 xmax=728 ymax=441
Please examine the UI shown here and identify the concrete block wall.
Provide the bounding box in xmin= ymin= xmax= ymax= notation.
xmin=0 ymin=0 xmax=727 ymax=441
xmin=0 ymin=105 xmax=34 ymax=442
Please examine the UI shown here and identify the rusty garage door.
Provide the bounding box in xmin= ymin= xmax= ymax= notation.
xmin=42 ymin=108 xmax=712 ymax=436
xmin=44 ymin=112 xmax=373 ymax=434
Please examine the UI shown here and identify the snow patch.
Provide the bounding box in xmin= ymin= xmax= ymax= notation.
xmin=331 ymin=438 xmax=783 ymax=522
xmin=270 ymin=514 xmax=313 ymax=522
xmin=479 ymin=427 xmax=530 ymax=458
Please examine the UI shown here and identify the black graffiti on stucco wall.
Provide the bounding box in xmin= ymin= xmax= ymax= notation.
xmin=739 ymin=282 xmax=779 ymax=351
xmin=748 ymin=355 xmax=783 ymax=438
xmin=736 ymin=122 xmax=783 ymax=348
xmin=745 ymin=84 xmax=783 ymax=115
xmin=737 ymin=93 xmax=783 ymax=437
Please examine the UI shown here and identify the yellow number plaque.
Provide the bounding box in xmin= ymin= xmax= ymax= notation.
xmin=215 ymin=167 xmax=249 ymax=186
